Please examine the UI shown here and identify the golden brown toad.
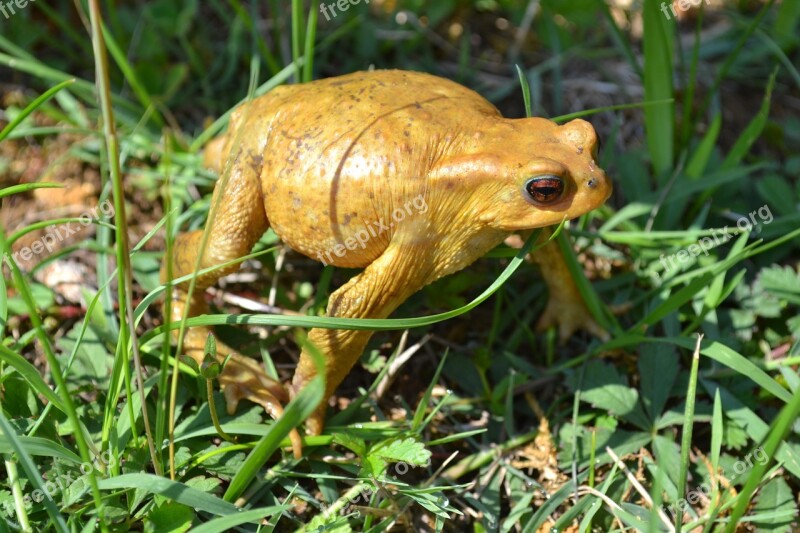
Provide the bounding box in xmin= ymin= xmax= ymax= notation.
xmin=162 ymin=70 xmax=611 ymax=456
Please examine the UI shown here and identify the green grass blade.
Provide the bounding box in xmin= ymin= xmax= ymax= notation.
xmin=0 ymin=260 xmax=5 ymax=341
xmin=642 ymin=0 xmax=675 ymax=177
xmin=97 ymin=473 xmax=240 ymax=515
xmin=551 ymin=98 xmax=674 ymax=123
xmin=99 ymin=22 xmax=164 ymax=128
xmin=516 ymin=64 xmax=532 ymax=117
xmin=0 ymin=183 xmax=62 ymax=200
xmin=302 ymin=1 xmax=318 ymax=82
xmin=636 ymin=272 xmax=716 ymax=328
xmin=596 ymin=0 xmax=643 ymax=79
xmin=675 ymin=335 xmax=702 ymax=533
xmin=0 ymin=345 xmax=68 ymax=413
xmin=710 ymin=388 xmax=723 ymax=509
xmin=411 ymin=350 xmax=448 ymax=432
xmin=696 ymin=0 xmax=776 ymax=119
xmin=292 ymin=0 xmax=303 ymax=82
xmin=228 ymin=0 xmax=281 ymax=75
xmin=774 ymin=0 xmax=800 ymax=44
xmin=721 ymin=68 xmax=777 ymax=169
xmin=190 ymin=506 xmax=294 ymax=532
xmin=0 ymin=436 xmax=82 ymax=464
xmin=0 ymin=231 xmax=106 ymax=523
xmin=555 ymin=229 xmax=617 ymax=333
xmin=189 ymin=61 xmax=302 ymax=152
xmin=142 ymin=229 xmax=546 ymax=344
xmin=0 ymin=79 xmax=74 ymax=142
xmin=685 ymin=113 xmax=721 ymax=179
xmin=755 ymin=29 xmax=800 ymax=88
xmin=89 ymin=0 xmax=160 ymax=476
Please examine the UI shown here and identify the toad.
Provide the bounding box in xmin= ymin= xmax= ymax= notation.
xmin=162 ymin=70 xmax=611 ymax=455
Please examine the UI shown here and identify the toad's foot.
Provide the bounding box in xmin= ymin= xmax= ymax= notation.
xmin=507 ymin=230 xmax=609 ymax=343
xmin=215 ymin=354 xmax=304 ymax=459
xmin=175 ymin=295 xmax=305 ymax=459
xmin=534 ymin=286 xmax=608 ymax=343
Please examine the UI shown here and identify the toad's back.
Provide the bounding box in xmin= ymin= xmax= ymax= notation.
xmin=214 ymin=70 xmax=502 ymax=267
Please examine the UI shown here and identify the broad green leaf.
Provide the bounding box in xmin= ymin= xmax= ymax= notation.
xmin=756 ymin=175 xmax=798 ymax=217
xmin=571 ymin=360 xmax=649 ymax=429
xmin=760 ymin=265 xmax=800 ymax=306
xmin=750 ymin=477 xmax=797 ymax=532
xmin=145 ymin=501 xmax=194 ymax=533
xmin=639 ymin=344 xmax=678 ymax=421
xmin=369 ymin=437 xmax=430 ymax=467
xmin=653 ymin=435 xmax=681 ymax=489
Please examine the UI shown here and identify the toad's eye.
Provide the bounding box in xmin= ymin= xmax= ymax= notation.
xmin=524 ymin=175 xmax=565 ymax=204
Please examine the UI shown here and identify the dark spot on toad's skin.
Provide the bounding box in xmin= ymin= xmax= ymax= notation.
xmin=587 ymin=178 xmax=597 ymax=189
xmin=343 ymin=213 xmax=352 ymax=225
xmin=577 ymin=146 xmax=584 ymax=154
xmin=248 ymin=152 xmax=263 ymax=174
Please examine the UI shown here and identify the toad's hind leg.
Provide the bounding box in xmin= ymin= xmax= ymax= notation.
xmin=161 ymin=150 xmax=303 ymax=457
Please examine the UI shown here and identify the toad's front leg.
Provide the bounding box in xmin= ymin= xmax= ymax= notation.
xmin=290 ymin=240 xmax=437 ymax=436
